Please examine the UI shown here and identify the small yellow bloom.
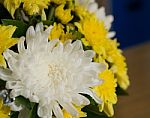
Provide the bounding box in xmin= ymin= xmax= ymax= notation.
xmin=0 ymin=98 xmax=11 ymax=118
xmin=93 ymin=70 xmax=117 ymax=117
xmin=4 ymin=0 xmax=22 ymax=17
xmin=55 ymin=4 xmax=73 ymax=24
xmin=63 ymin=106 xmax=86 ymax=118
xmin=0 ymin=25 xmax=18 ymax=67
xmin=23 ymin=0 xmax=50 ymax=15
xmin=49 ymin=23 xmax=64 ymax=40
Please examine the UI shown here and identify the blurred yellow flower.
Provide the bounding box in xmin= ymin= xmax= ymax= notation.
xmin=63 ymin=106 xmax=86 ymax=118
xmin=55 ymin=4 xmax=73 ymax=24
xmin=0 ymin=25 xmax=18 ymax=67
xmin=94 ymin=39 xmax=130 ymax=90
xmin=75 ymin=15 xmax=107 ymax=46
xmin=4 ymin=0 xmax=22 ymax=17
xmin=93 ymin=70 xmax=117 ymax=117
xmin=0 ymin=98 xmax=11 ymax=118
xmin=23 ymin=0 xmax=50 ymax=15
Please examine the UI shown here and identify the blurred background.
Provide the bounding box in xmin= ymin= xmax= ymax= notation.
xmin=96 ymin=0 xmax=150 ymax=118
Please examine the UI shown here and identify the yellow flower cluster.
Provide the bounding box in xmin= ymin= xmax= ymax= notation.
xmin=4 ymin=0 xmax=50 ymax=17
xmin=0 ymin=25 xmax=18 ymax=67
xmin=74 ymin=5 xmax=129 ymax=116
xmin=0 ymin=98 xmax=11 ymax=118
xmin=23 ymin=0 xmax=50 ymax=15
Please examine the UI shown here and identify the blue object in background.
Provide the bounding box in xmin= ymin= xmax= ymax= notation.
xmin=112 ymin=0 xmax=150 ymax=48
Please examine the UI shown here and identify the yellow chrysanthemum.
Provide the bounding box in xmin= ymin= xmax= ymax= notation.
xmin=49 ymin=23 xmax=64 ymax=40
xmin=0 ymin=25 xmax=18 ymax=67
xmin=93 ymin=70 xmax=117 ymax=117
xmin=4 ymin=0 xmax=22 ymax=17
xmin=63 ymin=106 xmax=86 ymax=118
xmin=75 ymin=15 xmax=107 ymax=46
xmin=0 ymin=98 xmax=11 ymax=118
xmin=23 ymin=0 xmax=50 ymax=15
xmin=55 ymin=4 xmax=73 ymax=24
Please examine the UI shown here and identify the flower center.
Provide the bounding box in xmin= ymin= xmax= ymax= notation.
xmin=48 ymin=64 xmax=65 ymax=83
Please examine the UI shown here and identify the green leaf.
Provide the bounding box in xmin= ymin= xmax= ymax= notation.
xmin=47 ymin=6 xmax=55 ymax=21
xmin=29 ymin=103 xmax=39 ymax=118
xmin=10 ymin=111 xmax=19 ymax=118
xmin=43 ymin=20 xmax=54 ymax=26
xmin=116 ymin=86 xmax=129 ymax=96
xmin=1 ymin=19 xmax=29 ymax=37
xmin=0 ymin=79 xmax=6 ymax=90
xmin=15 ymin=96 xmax=32 ymax=110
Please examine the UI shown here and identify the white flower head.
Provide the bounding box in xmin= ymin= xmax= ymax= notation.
xmin=0 ymin=23 xmax=106 ymax=118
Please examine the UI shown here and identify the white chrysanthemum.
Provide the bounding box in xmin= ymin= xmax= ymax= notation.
xmin=76 ymin=0 xmax=115 ymax=38
xmin=0 ymin=23 xmax=106 ymax=118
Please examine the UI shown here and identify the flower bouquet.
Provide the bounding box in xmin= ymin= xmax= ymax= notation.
xmin=0 ymin=0 xmax=130 ymax=118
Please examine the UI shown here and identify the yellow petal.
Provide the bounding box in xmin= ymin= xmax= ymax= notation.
xmin=0 ymin=54 xmax=6 ymax=68
xmin=4 ymin=0 xmax=22 ymax=18
xmin=103 ymin=102 xmax=114 ymax=117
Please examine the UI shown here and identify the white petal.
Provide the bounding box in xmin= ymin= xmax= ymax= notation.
xmin=53 ymin=42 xmax=64 ymax=54
xmin=26 ymin=26 xmax=35 ymax=42
xmin=59 ymin=101 xmax=78 ymax=117
xmin=49 ymin=39 xmax=59 ymax=52
xmin=53 ymin=102 xmax=63 ymax=118
xmin=18 ymin=37 xmax=25 ymax=53
xmin=80 ymin=89 xmax=102 ymax=104
xmin=38 ymin=105 xmax=52 ymax=118
xmin=0 ymin=67 xmax=13 ymax=81
xmin=107 ymin=32 xmax=116 ymax=38
xmin=84 ymin=50 xmax=95 ymax=59
xmin=6 ymin=81 xmax=22 ymax=89
xmin=72 ymin=94 xmax=90 ymax=106
xmin=35 ymin=22 xmax=43 ymax=32
xmin=72 ymin=40 xmax=83 ymax=52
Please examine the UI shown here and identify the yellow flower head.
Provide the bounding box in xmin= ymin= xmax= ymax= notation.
xmin=55 ymin=4 xmax=73 ymax=24
xmin=4 ymin=0 xmax=22 ymax=17
xmin=63 ymin=106 xmax=86 ymax=118
xmin=0 ymin=98 xmax=11 ymax=118
xmin=93 ymin=70 xmax=117 ymax=117
xmin=23 ymin=0 xmax=50 ymax=15
xmin=0 ymin=25 xmax=18 ymax=67
xmin=75 ymin=14 xmax=107 ymax=46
